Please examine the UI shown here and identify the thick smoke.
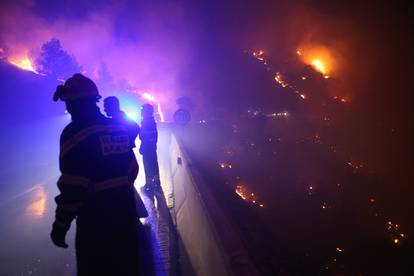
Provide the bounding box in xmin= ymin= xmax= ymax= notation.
xmin=0 ymin=0 xmax=199 ymax=116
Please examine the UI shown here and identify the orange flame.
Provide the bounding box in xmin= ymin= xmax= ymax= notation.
xmin=8 ymin=53 xmax=38 ymax=74
xmin=253 ymin=50 xmax=265 ymax=61
xmin=311 ymin=59 xmax=327 ymax=75
xmin=296 ymin=45 xmax=334 ymax=77
xmin=235 ymin=184 xmax=265 ymax=207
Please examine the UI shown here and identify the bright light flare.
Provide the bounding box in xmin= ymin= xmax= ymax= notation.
xmin=126 ymin=111 xmax=138 ymax=121
xmin=142 ymin=93 xmax=157 ymax=102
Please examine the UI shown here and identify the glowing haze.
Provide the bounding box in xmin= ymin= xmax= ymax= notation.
xmin=297 ymin=44 xmax=335 ymax=77
xmin=0 ymin=1 xmax=198 ymax=118
xmin=1 ymin=0 xmax=412 ymax=183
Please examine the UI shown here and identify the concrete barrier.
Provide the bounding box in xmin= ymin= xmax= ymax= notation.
xmin=158 ymin=129 xmax=259 ymax=276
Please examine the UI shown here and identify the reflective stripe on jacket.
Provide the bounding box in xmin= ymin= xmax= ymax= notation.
xmin=54 ymin=113 xmax=147 ymax=231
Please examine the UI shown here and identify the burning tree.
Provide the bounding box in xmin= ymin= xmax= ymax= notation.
xmin=36 ymin=38 xmax=81 ymax=79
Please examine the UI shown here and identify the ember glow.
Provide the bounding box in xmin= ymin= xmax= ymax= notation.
xmin=218 ymin=162 xmax=232 ymax=169
xmin=333 ymin=95 xmax=348 ymax=103
xmin=266 ymin=111 xmax=289 ymax=118
xmin=251 ymin=50 xmax=308 ymax=101
xmin=235 ymin=184 xmax=264 ymax=208
xmin=387 ymin=220 xmax=406 ymax=245
xmin=253 ymin=50 xmax=265 ymax=61
xmin=274 ymin=72 xmax=289 ymax=88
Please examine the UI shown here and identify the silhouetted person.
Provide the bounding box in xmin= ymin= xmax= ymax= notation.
xmin=103 ymin=96 xmax=140 ymax=147
xmin=139 ymin=104 xmax=161 ymax=199
xmin=50 ymin=73 xmax=148 ymax=275
xmin=103 ymin=96 xmax=148 ymax=234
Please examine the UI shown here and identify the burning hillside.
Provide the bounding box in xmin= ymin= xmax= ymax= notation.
xmin=8 ymin=53 xmax=38 ymax=74
xmin=1 ymin=0 xmax=413 ymax=275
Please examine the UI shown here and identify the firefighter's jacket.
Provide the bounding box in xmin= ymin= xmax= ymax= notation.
xmin=54 ymin=112 xmax=147 ymax=233
xmin=139 ymin=116 xmax=157 ymax=155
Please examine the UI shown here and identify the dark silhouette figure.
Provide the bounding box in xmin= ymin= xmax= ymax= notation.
xmin=139 ymin=104 xmax=161 ymax=200
xmin=50 ymin=74 xmax=148 ymax=275
xmin=103 ymin=96 xmax=149 ymax=233
xmin=103 ymin=96 xmax=140 ymax=147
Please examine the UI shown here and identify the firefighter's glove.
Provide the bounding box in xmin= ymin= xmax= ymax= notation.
xmin=51 ymin=222 xmax=69 ymax=248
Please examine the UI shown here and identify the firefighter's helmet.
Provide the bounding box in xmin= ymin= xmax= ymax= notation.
xmin=53 ymin=73 xmax=101 ymax=102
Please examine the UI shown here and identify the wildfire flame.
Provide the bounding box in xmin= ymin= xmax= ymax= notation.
xmin=251 ymin=50 xmax=307 ymax=101
xmin=274 ymin=72 xmax=289 ymax=88
xmin=8 ymin=53 xmax=38 ymax=74
xmin=296 ymin=45 xmax=334 ymax=78
xmin=235 ymin=184 xmax=265 ymax=207
xmin=253 ymin=50 xmax=265 ymax=61
xmin=311 ymin=59 xmax=327 ymax=75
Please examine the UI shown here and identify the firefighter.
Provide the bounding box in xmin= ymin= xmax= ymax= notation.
xmin=50 ymin=73 xmax=148 ymax=275
xmin=103 ymin=96 xmax=140 ymax=147
xmin=103 ymin=96 xmax=147 ymax=225
xmin=139 ymin=104 xmax=161 ymax=200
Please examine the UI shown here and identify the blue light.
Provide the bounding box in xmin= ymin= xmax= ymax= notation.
xmin=126 ymin=110 xmax=138 ymax=121
xmin=115 ymin=94 xmax=142 ymax=123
